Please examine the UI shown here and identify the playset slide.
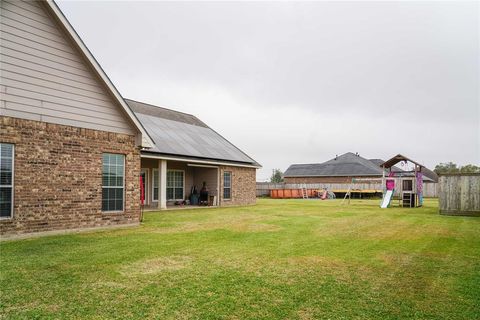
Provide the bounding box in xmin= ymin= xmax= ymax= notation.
xmin=321 ymin=190 xmax=328 ymax=200
xmin=380 ymin=189 xmax=393 ymax=208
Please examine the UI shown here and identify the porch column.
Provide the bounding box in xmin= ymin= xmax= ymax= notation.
xmin=158 ymin=159 xmax=167 ymax=210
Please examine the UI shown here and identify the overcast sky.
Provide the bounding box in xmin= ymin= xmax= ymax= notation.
xmin=58 ymin=1 xmax=479 ymax=181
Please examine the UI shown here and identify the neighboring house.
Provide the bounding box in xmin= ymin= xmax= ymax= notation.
xmin=284 ymin=152 xmax=437 ymax=184
xmin=0 ymin=0 xmax=259 ymax=237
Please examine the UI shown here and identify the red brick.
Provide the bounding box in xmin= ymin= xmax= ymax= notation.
xmin=0 ymin=117 xmax=141 ymax=237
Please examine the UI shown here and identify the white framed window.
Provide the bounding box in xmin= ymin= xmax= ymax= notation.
xmin=152 ymin=168 xmax=159 ymax=201
xmin=166 ymin=170 xmax=184 ymax=201
xmin=0 ymin=143 xmax=14 ymax=219
xmin=102 ymin=153 xmax=125 ymax=212
xmin=223 ymin=171 xmax=232 ymax=200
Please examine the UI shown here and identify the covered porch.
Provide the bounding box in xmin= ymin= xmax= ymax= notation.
xmin=140 ymin=157 xmax=221 ymax=209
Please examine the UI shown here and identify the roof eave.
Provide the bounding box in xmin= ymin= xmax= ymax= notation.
xmin=141 ymin=151 xmax=262 ymax=169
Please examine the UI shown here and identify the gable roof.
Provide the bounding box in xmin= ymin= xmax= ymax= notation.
xmin=368 ymin=159 xmax=385 ymax=167
xmin=126 ymin=99 xmax=261 ymax=168
xmin=380 ymin=154 xmax=438 ymax=182
xmin=369 ymin=159 xmax=403 ymax=172
xmin=284 ymin=152 xmax=385 ymax=177
xmin=44 ymin=0 xmax=154 ymax=147
xmin=285 ymin=153 xmax=437 ymax=182
xmin=380 ymin=154 xmax=423 ymax=169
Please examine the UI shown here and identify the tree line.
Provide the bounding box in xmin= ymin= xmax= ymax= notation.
xmin=433 ymin=162 xmax=480 ymax=174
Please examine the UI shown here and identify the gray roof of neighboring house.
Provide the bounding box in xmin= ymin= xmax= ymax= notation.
xmin=125 ymin=99 xmax=260 ymax=167
xmin=284 ymin=153 xmax=435 ymax=182
xmin=369 ymin=159 xmax=403 ymax=172
xmin=284 ymin=152 xmax=385 ymax=177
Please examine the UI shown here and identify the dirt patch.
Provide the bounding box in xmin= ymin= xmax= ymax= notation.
xmin=286 ymin=256 xmax=347 ymax=269
xmin=379 ymin=253 xmax=416 ymax=266
xmin=90 ymin=281 xmax=129 ymax=289
xmin=285 ymin=256 xmax=374 ymax=284
xmin=229 ymin=223 xmax=282 ymax=232
xmin=121 ymin=256 xmax=191 ymax=276
xmin=297 ymin=307 xmax=315 ymax=320
xmin=210 ymin=254 xmax=375 ymax=285
xmin=153 ymin=214 xmax=283 ymax=234
xmin=3 ymin=301 xmax=60 ymax=315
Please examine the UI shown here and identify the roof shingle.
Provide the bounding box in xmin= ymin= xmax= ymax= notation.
xmin=284 ymin=153 xmax=384 ymax=177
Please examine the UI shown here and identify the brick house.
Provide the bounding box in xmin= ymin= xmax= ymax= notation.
xmin=0 ymin=0 xmax=260 ymax=237
xmin=284 ymin=152 xmax=437 ymax=184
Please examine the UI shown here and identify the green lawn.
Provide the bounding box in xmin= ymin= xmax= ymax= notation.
xmin=1 ymin=199 xmax=479 ymax=319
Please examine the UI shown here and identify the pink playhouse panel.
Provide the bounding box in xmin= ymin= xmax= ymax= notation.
xmin=386 ymin=179 xmax=395 ymax=190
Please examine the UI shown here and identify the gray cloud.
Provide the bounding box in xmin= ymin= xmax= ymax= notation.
xmin=59 ymin=1 xmax=479 ymax=180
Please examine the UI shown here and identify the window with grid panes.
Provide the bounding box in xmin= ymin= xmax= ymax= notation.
xmin=223 ymin=171 xmax=232 ymax=200
xmin=166 ymin=170 xmax=184 ymax=200
xmin=102 ymin=153 xmax=124 ymax=211
xmin=0 ymin=143 xmax=14 ymax=218
xmin=152 ymin=168 xmax=159 ymax=201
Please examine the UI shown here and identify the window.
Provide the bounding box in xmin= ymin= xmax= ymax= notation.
xmin=152 ymin=168 xmax=159 ymax=201
xmin=223 ymin=171 xmax=231 ymax=200
xmin=166 ymin=170 xmax=184 ymax=200
xmin=0 ymin=143 xmax=14 ymax=218
xmin=102 ymin=153 xmax=124 ymax=212
xmin=402 ymin=179 xmax=413 ymax=191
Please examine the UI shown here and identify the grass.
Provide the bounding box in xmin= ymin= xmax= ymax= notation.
xmin=1 ymin=198 xmax=479 ymax=319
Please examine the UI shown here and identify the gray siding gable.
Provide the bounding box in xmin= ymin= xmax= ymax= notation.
xmin=0 ymin=0 xmax=137 ymax=135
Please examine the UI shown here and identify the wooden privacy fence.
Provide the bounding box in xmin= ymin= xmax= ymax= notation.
xmin=438 ymin=173 xmax=480 ymax=216
xmin=423 ymin=182 xmax=438 ymax=198
xmin=257 ymin=181 xmax=438 ymax=198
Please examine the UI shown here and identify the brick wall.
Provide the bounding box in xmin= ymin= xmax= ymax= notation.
xmin=219 ymin=166 xmax=256 ymax=206
xmin=0 ymin=116 xmax=141 ymax=237
xmin=284 ymin=176 xmax=381 ymax=184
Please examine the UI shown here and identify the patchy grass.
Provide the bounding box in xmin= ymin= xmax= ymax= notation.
xmin=1 ymin=198 xmax=479 ymax=319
